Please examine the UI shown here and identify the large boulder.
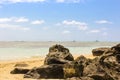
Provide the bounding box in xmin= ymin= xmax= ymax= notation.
xmin=63 ymin=55 xmax=90 ymax=79
xmin=44 ymin=44 xmax=74 ymax=65
xmin=92 ymin=47 xmax=111 ymax=56
xmin=24 ymin=64 xmax=64 ymax=79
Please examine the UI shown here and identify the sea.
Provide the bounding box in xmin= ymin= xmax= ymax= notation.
xmin=0 ymin=41 xmax=119 ymax=60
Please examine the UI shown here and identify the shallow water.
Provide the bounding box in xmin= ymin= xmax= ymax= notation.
xmin=0 ymin=46 xmax=110 ymax=60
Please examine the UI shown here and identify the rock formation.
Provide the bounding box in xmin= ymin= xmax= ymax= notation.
xmin=44 ymin=44 xmax=74 ymax=65
xmin=92 ymin=47 xmax=111 ymax=56
xmin=10 ymin=43 xmax=120 ymax=80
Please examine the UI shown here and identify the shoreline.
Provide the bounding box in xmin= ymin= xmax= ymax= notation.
xmin=0 ymin=41 xmax=118 ymax=48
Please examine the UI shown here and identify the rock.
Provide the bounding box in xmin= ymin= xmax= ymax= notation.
xmin=24 ymin=64 xmax=64 ymax=79
xmin=111 ymin=43 xmax=120 ymax=52
xmin=44 ymin=44 xmax=74 ymax=65
xmin=111 ymin=43 xmax=120 ymax=63
xmin=63 ymin=63 xmax=83 ymax=78
xmin=74 ymin=55 xmax=92 ymax=67
xmin=98 ymin=43 xmax=120 ymax=80
xmin=89 ymin=74 xmax=114 ymax=80
xmin=10 ymin=43 xmax=120 ymax=80
xmin=10 ymin=68 xmax=30 ymax=74
xmin=92 ymin=47 xmax=111 ymax=56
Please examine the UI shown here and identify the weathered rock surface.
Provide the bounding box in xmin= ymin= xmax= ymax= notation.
xmin=44 ymin=44 xmax=74 ymax=65
xmin=10 ymin=68 xmax=30 ymax=74
xmin=24 ymin=64 xmax=64 ymax=79
xmin=92 ymin=47 xmax=111 ymax=56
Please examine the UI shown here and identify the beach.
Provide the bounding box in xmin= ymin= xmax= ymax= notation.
xmin=0 ymin=41 xmax=119 ymax=80
xmin=0 ymin=55 xmax=94 ymax=80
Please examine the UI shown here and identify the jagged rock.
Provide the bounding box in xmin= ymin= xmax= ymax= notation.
xmin=10 ymin=68 xmax=30 ymax=74
xmin=24 ymin=64 xmax=64 ymax=79
xmin=44 ymin=44 xmax=74 ymax=65
xmin=63 ymin=55 xmax=89 ymax=78
xmin=92 ymin=47 xmax=111 ymax=56
xmin=111 ymin=43 xmax=120 ymax=52
xmin=98 ymin=43 xmax=120 ymax=80
xmin=74 ymin=55 xmax=92 ymax=67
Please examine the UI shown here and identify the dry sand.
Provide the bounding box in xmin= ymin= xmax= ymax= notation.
xmin=0 ymin=55 xmax=94 ymax=80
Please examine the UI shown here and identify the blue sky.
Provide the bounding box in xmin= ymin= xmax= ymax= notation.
xmin=0 ymin=0 xmax=120 ymax=41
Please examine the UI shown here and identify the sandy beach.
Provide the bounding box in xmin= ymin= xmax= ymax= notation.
xmin=0 ymin=56 xmax=45 ymax=80
xmin=0 ymin=54 xmax=94 ymax=80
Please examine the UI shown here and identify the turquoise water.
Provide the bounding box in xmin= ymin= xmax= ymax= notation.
xmin=0 ymin=46 xmax=103 ymax=60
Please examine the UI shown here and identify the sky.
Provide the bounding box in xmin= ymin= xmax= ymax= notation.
xmin=0 ymin=0 xmax=120 ymax=41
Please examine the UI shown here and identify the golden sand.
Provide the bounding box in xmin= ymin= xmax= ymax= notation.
xmin=0 ymin=55 xmax=94 ymax=80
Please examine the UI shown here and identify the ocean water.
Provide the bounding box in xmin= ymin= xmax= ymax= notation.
xmin=0 ymin=46 xmax=108 ymax=60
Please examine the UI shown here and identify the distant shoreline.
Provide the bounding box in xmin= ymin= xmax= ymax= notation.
xmin=0 ymin=41 xmax=119 ymax=48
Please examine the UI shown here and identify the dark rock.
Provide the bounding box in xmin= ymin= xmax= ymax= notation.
xmin=111 ymin=43 xmax=120 ymax=52
xmin=10 ymin=68 xmax=30 ymax=74
xmin=89 ymin=74 xmax=114 ymax=80
xmin=24 ymin=64 xmax=64 ymax=79
xmin=98 ymin=44 xmax=120 ymax=80
xmin=92 ymin=47 xmax=111 ymax=56
xmin=74 ymin=55 xmax=92 ymax=67
xmin=44 ymin=44 xmax=74 ymax=65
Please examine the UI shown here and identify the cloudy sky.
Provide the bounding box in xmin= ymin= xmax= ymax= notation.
xmin=0 ymin=0 xmax=120 ymax=41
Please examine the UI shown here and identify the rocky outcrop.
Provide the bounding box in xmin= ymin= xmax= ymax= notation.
xmin=10 ymin=43 xmax=120 ymax=80
xmin=24 ymin=64 xmax=64 ymax=79
xmin=92 ymin=47 xmax=111 ymax=56
xmin=44 ymin=44 xmax=74 ymax=65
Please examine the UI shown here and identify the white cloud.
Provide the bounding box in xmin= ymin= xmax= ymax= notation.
xmin=0 ymin=17 xmax=29 ymax=23
xmin=56 ymin=0 xmax=81 ymax=3
xmin=56 ymin=0 xmax=65 ymax=3
xmin=95 ymin=20 xmax=112 ymax=24
xmin=0 ymin=24 xmax=30 ymax=31
xmin=0 ymin=0 xmax=84 ymax=4
xmin=62 ymin=30 xmax=71 ymax=34
xmin=0 ymin=0 xmax=46 ymax=4
xmin=0 ymin=18 xmax=12 ymax=22
xmin=15 ymin=17 xmax=29 ymax=23
xmin=62 ymin=20 xmax=88 ymax=30
xmin=31 ymin=20 xmax=45 ymax=25
xmin=89 ymin=30 xmax=100 ymax=33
